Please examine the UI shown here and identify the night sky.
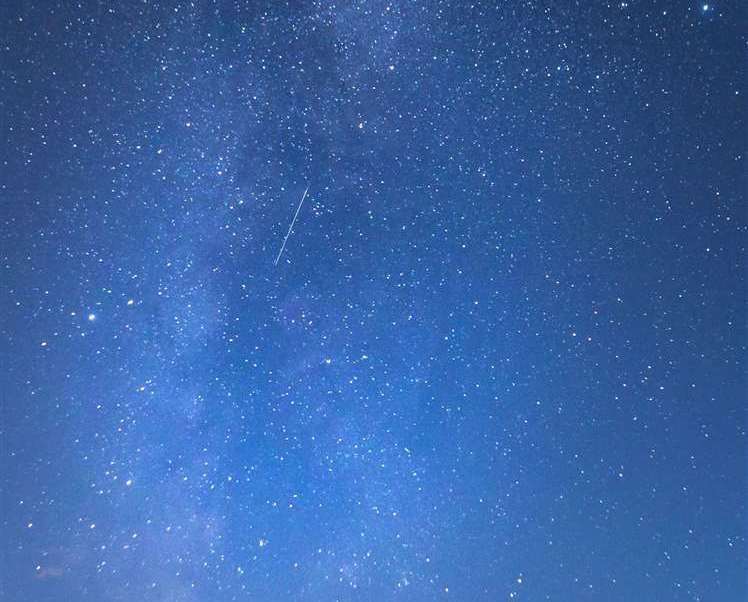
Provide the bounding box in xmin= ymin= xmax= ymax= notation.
xmin=1 ymin=2 xmax=746 ymax=601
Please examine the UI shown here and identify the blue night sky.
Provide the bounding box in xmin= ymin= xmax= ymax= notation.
xmin=1 ymin=2 xmax=745 ymax=601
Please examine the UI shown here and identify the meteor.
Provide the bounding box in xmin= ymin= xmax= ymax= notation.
xmin=274 ymin=185 xmax=310 ymax=266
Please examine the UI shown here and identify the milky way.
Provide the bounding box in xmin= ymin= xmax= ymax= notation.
xmin=1 ymin=2 xmax=745 ymax=601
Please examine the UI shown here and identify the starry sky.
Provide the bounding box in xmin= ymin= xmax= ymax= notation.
xmin=1 ymin=1 xmax=745 ymax=601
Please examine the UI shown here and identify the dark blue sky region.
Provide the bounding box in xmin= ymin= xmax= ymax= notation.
xmin=1 ymin=1 xmax=745 ymax=601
